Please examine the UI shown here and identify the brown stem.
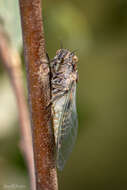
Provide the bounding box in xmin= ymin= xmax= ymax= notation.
xmin=0 ymin=27 xmax=35 ymax=190
xmin=18 ymin=0 xmax=58 ymax=190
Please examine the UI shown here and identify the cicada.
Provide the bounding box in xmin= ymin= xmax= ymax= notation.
xmin=50 ymin=48 xmax=78 ymax=170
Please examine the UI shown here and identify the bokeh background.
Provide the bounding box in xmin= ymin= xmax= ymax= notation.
xmin=0 ymin=0 xmax=127 ymax=189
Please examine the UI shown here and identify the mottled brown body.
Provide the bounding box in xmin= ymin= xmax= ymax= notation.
xmin=50 ymin=49 xmax=78 ymax=170
xmin=51 ymin=49 xmax=78 ymax=101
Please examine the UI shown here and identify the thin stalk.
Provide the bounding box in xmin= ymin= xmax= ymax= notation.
xmin=0 ymin=27 xmax=35 ymax=190
xmin=18 ymin=0 xmax=58 ymax=190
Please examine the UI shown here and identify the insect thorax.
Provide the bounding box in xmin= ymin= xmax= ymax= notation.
xmin=51 ymin=49 xmax=78 ymax=99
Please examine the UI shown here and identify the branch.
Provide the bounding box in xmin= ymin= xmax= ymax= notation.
xmin=0 ymin=26 xmax=35 ymax=190
xmin=18 ymin=0 xmax=58 ymax=190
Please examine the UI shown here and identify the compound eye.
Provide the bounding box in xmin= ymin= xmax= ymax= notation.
xmin=72 ymin=55 xmax=78 ymax=62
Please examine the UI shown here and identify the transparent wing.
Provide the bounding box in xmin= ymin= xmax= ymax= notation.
xmin=56 ymin=82 xmax=78 ymax=170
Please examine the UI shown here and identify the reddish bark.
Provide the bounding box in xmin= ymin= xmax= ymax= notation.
xmin=19 ymin=0 xmax=58 ymax=189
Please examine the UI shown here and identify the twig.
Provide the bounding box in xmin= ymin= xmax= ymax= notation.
xmin=18 ymin=0 xmax=58 ymax=190
xmin=0 ymin=27 xmax=35 ymax=190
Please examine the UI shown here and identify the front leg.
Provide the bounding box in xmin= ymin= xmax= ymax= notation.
xmin=47 ymin=89 xmax=69 ymax=108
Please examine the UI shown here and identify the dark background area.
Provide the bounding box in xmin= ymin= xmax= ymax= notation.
xmin=0 ymin=0 xmax=127 ymax=189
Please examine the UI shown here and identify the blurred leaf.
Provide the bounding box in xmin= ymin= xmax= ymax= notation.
xmin=44 ymin=2 xmax=92 ymax=56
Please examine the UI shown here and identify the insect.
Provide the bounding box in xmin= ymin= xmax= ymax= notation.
xmin=50 ymin=48 xmax=78 ymax=170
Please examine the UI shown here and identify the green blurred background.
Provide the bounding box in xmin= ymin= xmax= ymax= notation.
xmin=0 ymin=0 xmax=127 ymax=189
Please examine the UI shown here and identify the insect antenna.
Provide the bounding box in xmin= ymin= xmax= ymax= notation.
xmin=60 ymin=40 xmax=63 ymax=50
xmin=70 ymin=49 xmax=79 ymax=55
